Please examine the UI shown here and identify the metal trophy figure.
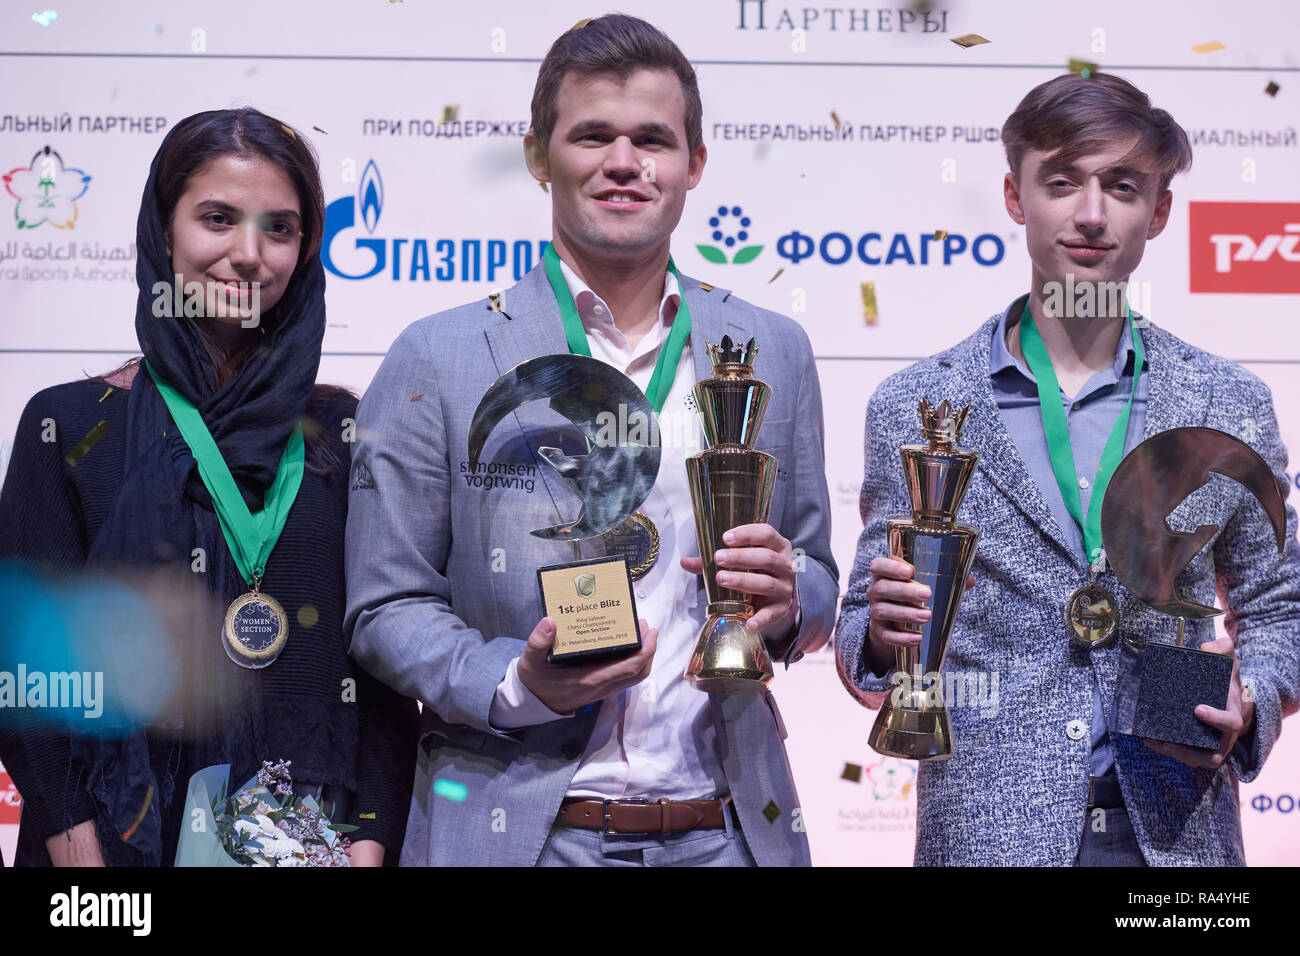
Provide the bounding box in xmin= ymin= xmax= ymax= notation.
xmin=868 ymin=398 xmax=980 ymax=760
xmin=684 ymin=336 xmax=779 ymax=692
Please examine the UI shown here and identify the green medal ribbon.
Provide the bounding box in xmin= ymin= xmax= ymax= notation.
xmin=145 ymin=361 xmax=305 ymax=587
xmin=1018 ymin=301 xmax=1145 ymax=564
xmin=543 ymin=243 xmax=692 ymax=415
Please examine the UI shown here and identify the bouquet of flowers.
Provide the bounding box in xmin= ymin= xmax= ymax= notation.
xmin=175 ymin=759 xmax=357 ymax=867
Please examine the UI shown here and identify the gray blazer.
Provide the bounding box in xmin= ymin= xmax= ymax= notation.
xmin=836 ymin=306 xmax=1300 ymax=866
xmin=344 ymin=263 xmax=838 ymax=866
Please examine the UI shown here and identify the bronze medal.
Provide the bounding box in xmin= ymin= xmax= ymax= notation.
xmin=223 ymin=586 xmax=289 ymax=668
xmin=602 ymin=511 xmax=660 ymax=580
xmin=1065 ymin=580 xmax=1120 ymax=647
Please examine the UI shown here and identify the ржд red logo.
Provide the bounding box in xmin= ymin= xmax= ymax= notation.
xmin=0 ymin=771 xmax=21 ymax=824
xmin=1189 ymin=202 xmax=1300 ymax=294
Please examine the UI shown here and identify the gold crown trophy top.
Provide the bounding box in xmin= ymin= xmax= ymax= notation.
xmin=867 ymin=398 xmax=980 ymax=759
xmin=684 ymin=335 xmax=779 ymax=692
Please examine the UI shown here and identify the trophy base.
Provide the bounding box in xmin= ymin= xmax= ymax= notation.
xmin=684 ymin=613 xmax=773 ymax=692
xmin=868 ymin=699 xmax=954 ymax=761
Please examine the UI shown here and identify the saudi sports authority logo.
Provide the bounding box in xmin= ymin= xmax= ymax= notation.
xmin=3 ymin=145 xmax=92 ymax=229
xmin=696 ymin=203 xmax=763 ymax=265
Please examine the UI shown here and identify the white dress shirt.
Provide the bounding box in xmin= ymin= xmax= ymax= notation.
xmin=488 ymin=258 xmax=729 ymax=801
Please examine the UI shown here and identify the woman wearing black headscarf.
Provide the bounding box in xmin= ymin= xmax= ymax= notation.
xmin=0 ymin=109 xmax=418 ymax=866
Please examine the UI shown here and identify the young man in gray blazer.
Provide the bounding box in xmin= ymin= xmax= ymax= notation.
xmin=344 ymin=14 xmax=837 ymax=866
xmin=837 ymin=73 xmax=1300 ymax=865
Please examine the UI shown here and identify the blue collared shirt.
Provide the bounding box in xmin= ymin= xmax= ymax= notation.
xmin=988 ymin=295 xmax=1149 ymax=776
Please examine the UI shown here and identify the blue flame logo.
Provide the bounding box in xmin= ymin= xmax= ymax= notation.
xmin=359 ymin=160 xmax=383 ymax=234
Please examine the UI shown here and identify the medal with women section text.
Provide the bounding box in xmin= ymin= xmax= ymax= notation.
xmin=146 ymin=362 xmax=303 ymax=668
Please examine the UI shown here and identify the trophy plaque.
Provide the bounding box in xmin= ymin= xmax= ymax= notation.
xmin=1101 ymin=427 xmax=1286 ymax=750
xmin=469 ymin=354 xmax=659 ymax=664
xmin=683 ymin=336 xmax=779 ymax=692
xmin=868 ymin=398 xmax=980 ymax=760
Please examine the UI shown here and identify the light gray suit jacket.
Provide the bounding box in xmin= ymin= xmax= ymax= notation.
xmin=345 ymin=262 xmax=838 ymax=866
xmin=836 ymin=307 xmax=1300 ymax=866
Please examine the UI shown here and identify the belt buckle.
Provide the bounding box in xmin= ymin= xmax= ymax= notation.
xmin=602 ymin=797 xmax=648 ymax=833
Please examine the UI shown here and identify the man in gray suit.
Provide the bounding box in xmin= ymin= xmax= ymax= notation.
xmin=344 ymin=14 xmax=837 ymax=866
xmin=837 ymin=73 xmax=1300 ymax=865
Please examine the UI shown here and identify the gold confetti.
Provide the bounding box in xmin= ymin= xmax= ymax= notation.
xmin=1266 ymin=80 xmax=1280 ymax=97
xmin=359 ymin=811 xmax=376 ymax=819
xmin=439 ymin=104 xmax=460 ymax=124
xmin=1191 ymin=40 xmax=1225 ymax=54
xmin=698 ymin=282 xmax=714 ymax=292
xmin=768 ymin=267 xmax=784 ymax=284
xmin=831 ymin=110 xmax=841 ymax=128
xmin=570 ymin=17 xmax=592 ymax=30
xmin=312 ymin=125 xmax=328 ymax=134
xmin=799 ymin=173 xmax=806 ymax=178
xmin=933 ymin=229 xmax=948 ymax=240
xmin=1068 ymin=58 xmax=1100 ymax=78
xmin=297 ymin=416 xmax=323 ymax=440
xmin=539 ymin=181 xmax=549 ymax=193
xmin=762 ymin=799 xmax=781 ymax=823
xmin=410 ymin=393 xmax=423 ymax=402
xmin=66 ymin=421 xmax=108 ymax=466
xmin=861 ymin=282 xmax=879 ymax=324
xmin=841 ymin=762 xmax=862 ymax=782
xmin=951 ymin=34 xmax=989 ymax=48
xmin=120 ymin=785 xmax=155 ymax=842
xmin=488 ymin=293 xmax=503 ymax=312
xmin=279 ymin=123 xmax=297 ymax=139
xmin=98 ymin=386 xmax=113 ymax=403
xmin=297 ymin=605 xmax=319 ymax=628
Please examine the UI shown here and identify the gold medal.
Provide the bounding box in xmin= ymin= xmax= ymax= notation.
xmin=602 ymin=511 xmax=660 ymax=580
xmin=222 ymin=581 xmax=289 ymax=668
xmin=1065 ymin=580 xmax=1119 ymax=647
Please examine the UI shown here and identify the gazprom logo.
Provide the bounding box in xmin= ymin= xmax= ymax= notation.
xmin=323 ymin=159 xmax=387 ymax=280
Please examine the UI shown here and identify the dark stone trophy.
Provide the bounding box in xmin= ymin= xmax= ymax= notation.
xmin=468 ymin=354 xmax=660 ymax=663
xmin=1100 ymin=427 xmax=1286 ymax=750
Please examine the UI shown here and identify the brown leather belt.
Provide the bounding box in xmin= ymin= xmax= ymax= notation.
xmin=558 ymin=797 xmax=731 ymax=834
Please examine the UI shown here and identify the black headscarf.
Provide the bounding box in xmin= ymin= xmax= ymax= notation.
xmin=76 ymin=111 xmax=326 ymax=864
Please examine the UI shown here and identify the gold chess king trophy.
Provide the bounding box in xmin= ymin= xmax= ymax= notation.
xmin=868 ymin=398 xmax=980 ymax=759
xmin=684 ymin=336 xmax=779 ymax=692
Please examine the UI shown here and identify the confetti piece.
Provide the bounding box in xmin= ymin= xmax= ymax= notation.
xmin=1068 ymin=58 xmax=1100 ymax=78
xmin=66 ymin=420 xmax=108 ymax=466
xmin=951 ymin=34 xmax=989 ymax=48
xmin=359 ymin=811 xmax=376 ymax=819
xmin=439 ymin=104 xmax=460 ymax=124
xmin=297 ymin=416 xmax=323 ymax=439
xmin=98 ymin=386 xmax=113 ymax=403
xmin=434 ymin=779 xmax=469 ymax=802
xmin=120 ymin=785 xmax=155 ymax=842
xmin=768 ymin=267 xmax=784 ymax=284
xmin=799 ymin=173 xmax=806 ymax=178
xmin=280 ymin=123 xmax=296 ymax=139
xmin=861 ymin=282 xmax=879 ymax=324
xmin=831 ymin=110 xmax=842 ymax=128
xmin=409 ymin=393 xmax=423 ymax=402
xmin=32 ymin=10 xmax=57 ymax=27
xmin=698 ymin=282 xmax=714 ymax=292
xmin=1191 ymin=40 xmax=1225 ymax=54
xmin=571 ymin=17 xmax=592 ymax=30
xmin=297 ymin=604 xmax=319 ymax=628
xmin=312 ymin=125 xmax=328 ymax=134
xmin=841 ymin=762 xmax=862 ymax=783
xmin=1266 ymin=80 xmax=1280 ymax=97
xmin=933 ymin=229 xmax=948 ymax=240
xmin=539 ymin=181 xmax=549 ymax=193
xmin=488 ymin=293 xmax=503 ymax=312
xmin=762 ymin=799 xmax=781 ymax=823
